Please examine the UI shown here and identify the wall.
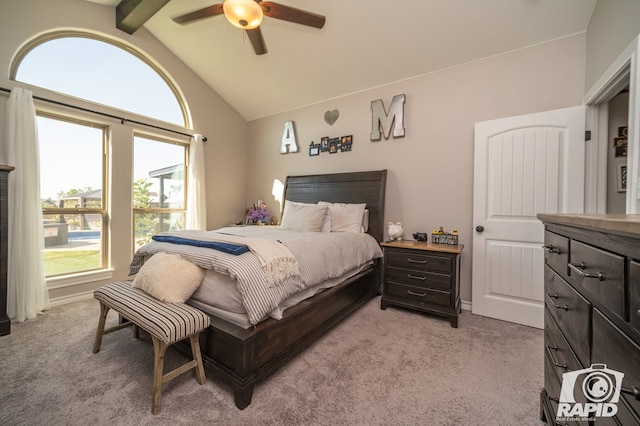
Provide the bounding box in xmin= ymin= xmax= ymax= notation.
xmin=586 ymin=0 xmax=640 ymax=90
xmin=0 ymin=0 xmax=248 ymax=301
xmin=246 ymin=34 xmax=588 ymax=304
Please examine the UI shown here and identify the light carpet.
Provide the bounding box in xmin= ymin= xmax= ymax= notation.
xmin=0 ymin=296 xmax=544 ymax=425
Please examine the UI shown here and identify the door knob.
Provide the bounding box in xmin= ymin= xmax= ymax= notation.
xmin=475 ymin=226 xmax=484 ymax=233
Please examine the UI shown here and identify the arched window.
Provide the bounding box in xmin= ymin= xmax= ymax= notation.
xmin=12 ymin=33 xmax=186 ymax=126
xmin=10 ymin=32 xmax=192 ymax=279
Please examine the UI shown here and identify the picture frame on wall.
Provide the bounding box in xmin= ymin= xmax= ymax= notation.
xmin=320 ymin=137 xmax=329 ymax=152
xmin=617 ymin=163 xmax=627 ymax=192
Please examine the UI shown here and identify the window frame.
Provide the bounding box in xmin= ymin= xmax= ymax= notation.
xmin=132 ymin=133 xmax=189 ymax=251
xmin=38 ymin=111 xmax=110 ymax=278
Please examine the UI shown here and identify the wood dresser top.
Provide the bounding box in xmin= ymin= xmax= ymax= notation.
xmin=537 ymin=213 xmax=640 ymax=237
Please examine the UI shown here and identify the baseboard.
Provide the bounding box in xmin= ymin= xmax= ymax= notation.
xmin=461 ymin=300 xmax=471 ymax=312
xmin=49 ymin=290 xmax=94 ymax=308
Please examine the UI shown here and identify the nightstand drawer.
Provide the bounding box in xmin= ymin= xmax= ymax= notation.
xmin=569 ymin=240 xmax=624 ymax=321
xmin=387 ymin=266 xmax=451 ymax=291
xmin=386 ymin=282 xmax=450 ymax=306
xmin=386 ymin=250 xmax=451 ymax=273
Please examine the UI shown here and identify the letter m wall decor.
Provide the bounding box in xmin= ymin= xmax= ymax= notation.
xmin=370 ymin=94 xmax=406 ymax=141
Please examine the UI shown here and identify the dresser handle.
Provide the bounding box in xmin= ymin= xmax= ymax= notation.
xmin=621 ymin=385 xmax=640 ymax=401
xmin=407 ymin=274 xmax=426 ymax=281
xmin=407 ymin=290 xmax=427 ymax=297
xmin=568 ymin=262 xmax=605 ymax=281
xmin=546 ymin=293 xmax=568 ymax=311
xmin=545 ymin=345 xmax=568 ymax=371
xmin=542 ymin=245 xmax=561 ymax=254
xmin=407 ymin=258 xmax=427 ymax=264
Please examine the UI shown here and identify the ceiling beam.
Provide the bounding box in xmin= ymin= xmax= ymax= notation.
xmin=116 ymin=0 xmax=171 ymax=34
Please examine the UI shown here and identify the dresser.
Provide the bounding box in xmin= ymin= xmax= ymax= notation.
xmin=380 ymin=240 xmax=463 ymax=327
xmin=538 ymin=214 xmax=640 ymax=425
xmin=0 ymin=165 xmax=14 ymax=336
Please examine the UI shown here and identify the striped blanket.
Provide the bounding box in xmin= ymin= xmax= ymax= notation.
xmin=129 ymin=227 xmax=382 ymax=324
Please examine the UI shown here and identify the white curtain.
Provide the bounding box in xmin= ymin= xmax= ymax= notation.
xmin=185 ymin=134 xmax=207 ymax=230
xmin=2 ymin=87 xmax=50 ymax=321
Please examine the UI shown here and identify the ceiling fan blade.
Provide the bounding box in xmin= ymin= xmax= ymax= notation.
xmin=246 ymin=27 xmax=268 ymax=55
xmin=260 ymin=1 xmax=326 ymax=29
xmin=172 ymin=4 xmax=224 ymax=25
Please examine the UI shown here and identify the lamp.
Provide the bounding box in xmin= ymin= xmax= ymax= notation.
xmin=223 ymin=0 xmax=263 ymax=29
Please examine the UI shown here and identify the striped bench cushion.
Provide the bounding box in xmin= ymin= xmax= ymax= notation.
xmin=94 ymin=281 xmax=210 ymax=344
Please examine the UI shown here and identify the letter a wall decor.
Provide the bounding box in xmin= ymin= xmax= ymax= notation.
xmin=370 ymin=94 xmax=406 ymax=141
xmin=280 ymin=120 xmax=298 ymax=154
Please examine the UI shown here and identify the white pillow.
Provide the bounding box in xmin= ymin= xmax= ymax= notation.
xmin=132 ymin=252 xmax=205 ymax=303
xmin=280 ymin=201 xmax=328 ymax=232
xmin=318 ymin=201 xmax=367 ymax=233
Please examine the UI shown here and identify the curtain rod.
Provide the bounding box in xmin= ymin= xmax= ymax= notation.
xmin=0 ymin=86 xmax=207 ymax=142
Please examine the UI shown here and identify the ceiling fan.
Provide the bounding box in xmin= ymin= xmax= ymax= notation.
xmin=172 ymin=0 xmax=326 ymax=55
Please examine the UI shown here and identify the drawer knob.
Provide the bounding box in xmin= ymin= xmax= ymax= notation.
xmin=407 ymin=274 xmax=426 ymax=281
xmin=568 ymin=262 xmax=605 ymax=281
xmin=545 ymin=345 xmax=568 ymax=371
xmin=542 ymin=244 xmax=561 ymax=254
xmin=407 ymin=289 xmax=427 ymax=297
xmin=621 ymin=385 xmax=640 ymax=401
xmin=407 ymin=258 xmax=427 ymax=264
xmin=546 ymin=293 xmax=569 ymax=311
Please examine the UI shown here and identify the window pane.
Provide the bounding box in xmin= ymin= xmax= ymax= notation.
xmin=43 ymin=213 xmax=103 ymax=276
xmin=16 ymin=37 xmax=184 ymax=126
xmin=39 ymin=115 xmax=106 ymax=277
xmin=38 ymin=116 xmax=103 ymax=206
xmin=133 ymin=136 xmax=186 ymax=248
xmin=134 ymin=137 xmax=186 ymax=209
xmin=134 ymin=212 xmax=185 ymax=248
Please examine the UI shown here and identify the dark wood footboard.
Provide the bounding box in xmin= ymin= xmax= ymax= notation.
xmin=178 ymin=261 xmax=381 ymax=409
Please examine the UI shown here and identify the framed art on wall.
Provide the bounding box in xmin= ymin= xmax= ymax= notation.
xmin=617 ymin=163 xmax=627 ymax=192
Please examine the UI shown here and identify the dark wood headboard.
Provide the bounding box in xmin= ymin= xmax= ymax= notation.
xmin=282 ymin=170 xmax=388 ymax=242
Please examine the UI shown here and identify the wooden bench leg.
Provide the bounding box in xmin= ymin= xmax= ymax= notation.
xmin=92 ymin=303 xmax=110 ymax=353
xmin=189 ymin=333 xmax=206 ymax=385
xmin=151 ymin=336 xmax=170 ymax=415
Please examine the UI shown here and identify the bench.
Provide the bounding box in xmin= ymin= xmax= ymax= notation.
xmin=92 ymin=280 xmax=210 ymax=414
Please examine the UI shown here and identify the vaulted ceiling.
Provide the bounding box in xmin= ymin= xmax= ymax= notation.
xmin=86 ymin=0 xmax=598 ymax=121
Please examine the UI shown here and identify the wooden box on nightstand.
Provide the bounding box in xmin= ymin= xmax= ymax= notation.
xmin=380 ymin=240 xmax=463 ymax=327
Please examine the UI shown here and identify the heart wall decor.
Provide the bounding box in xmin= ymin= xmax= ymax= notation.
xmin=324 ymin=109 xmax=339 ymax=125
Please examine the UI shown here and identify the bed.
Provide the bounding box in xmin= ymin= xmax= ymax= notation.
xmin=130 ymin=170 xmax=387 ymax=409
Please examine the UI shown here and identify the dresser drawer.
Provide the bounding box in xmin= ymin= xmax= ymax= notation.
xmin=385 ymin=282 xmax=450 ymax=307
xmin=544 ymin=354 xmax=589 ymax=426
xmin=544 ymin=265 xmax=590 ymax=367
xmin=592 ymin=308 xmax=640 ymax=420
xmin=386 ymin=250 xmax=451 ymax=273
xmin=630 ymin=261 xmax=640 ymax=338
xmin=569 ymin=240 xmax=624 ymax=321
xmin=545 ymin=308 xmax=584 ymax=379
xmin=544 ymin=230 xmax=569 ymax=279
xmin=387 ymin=266 xmax=451 ymax=291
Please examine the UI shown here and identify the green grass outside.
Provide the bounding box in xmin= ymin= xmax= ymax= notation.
xmin=45 ymin=250 xmax=101 ymax=276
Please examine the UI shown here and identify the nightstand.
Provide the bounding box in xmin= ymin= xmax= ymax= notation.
xmin=380 ymin=240 xmax=463 ymax=327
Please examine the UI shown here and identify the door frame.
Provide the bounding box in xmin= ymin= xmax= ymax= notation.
xmin=583 ymin=35 xmax=640 ymax=213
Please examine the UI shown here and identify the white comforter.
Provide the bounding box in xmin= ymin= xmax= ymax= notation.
xmin=129 ymin=226 xmax=383 ymax=324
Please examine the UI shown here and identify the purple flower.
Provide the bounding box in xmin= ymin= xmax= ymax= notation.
xmin=246 ymin=205 xmax=271 ymax=223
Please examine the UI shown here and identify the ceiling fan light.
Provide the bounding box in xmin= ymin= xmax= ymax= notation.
xmin=223 ymin=0 xmax=263 ymax=29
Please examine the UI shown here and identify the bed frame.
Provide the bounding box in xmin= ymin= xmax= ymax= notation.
xmin=178 ymin=170 xmax=387 ymax=409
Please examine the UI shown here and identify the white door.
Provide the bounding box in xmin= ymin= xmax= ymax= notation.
xmin=472 ymin=106 xmax=585 ymax=329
